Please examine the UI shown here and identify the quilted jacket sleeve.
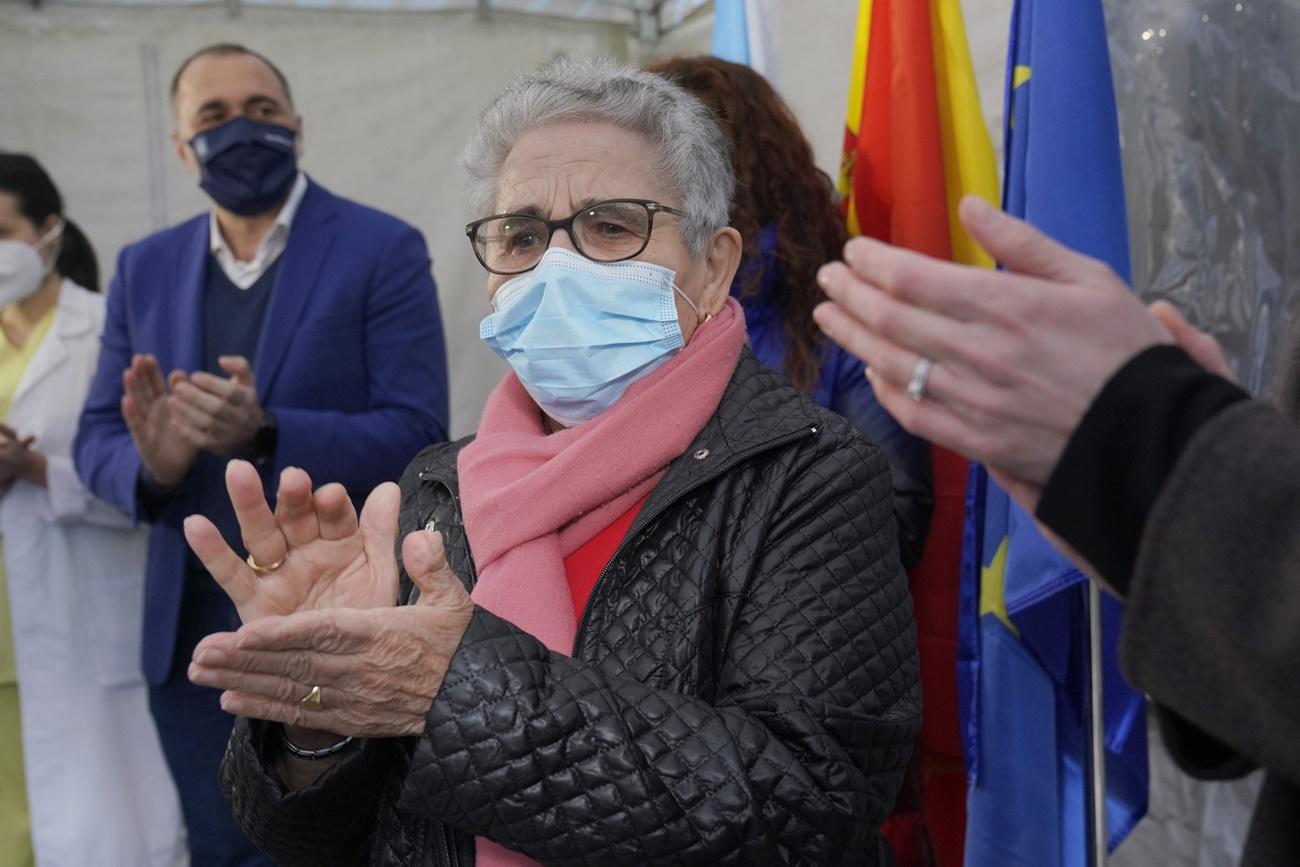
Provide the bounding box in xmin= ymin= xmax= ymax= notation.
xmin=398 ymin=430 xmax=922 ymax=865
xmin=220 ymin=717 xmax=409 ymax=866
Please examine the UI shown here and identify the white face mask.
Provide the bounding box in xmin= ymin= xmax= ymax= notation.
xmin=0 ymin=221 xmax=62 ymax=308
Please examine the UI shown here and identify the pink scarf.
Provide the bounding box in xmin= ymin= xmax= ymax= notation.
xmin=456 ymin=298 xmax=744 ymax=867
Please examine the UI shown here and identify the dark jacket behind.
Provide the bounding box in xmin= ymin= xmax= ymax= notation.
xmin=220 ymin=349 xmax=922 ymax=865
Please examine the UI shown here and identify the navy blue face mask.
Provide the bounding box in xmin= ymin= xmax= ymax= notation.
xmin=189 ymin=116 xmax=298 ymax=216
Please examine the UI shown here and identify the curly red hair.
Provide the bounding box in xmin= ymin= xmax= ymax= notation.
xmin=648 ymin=56 xmax=846 ymax=393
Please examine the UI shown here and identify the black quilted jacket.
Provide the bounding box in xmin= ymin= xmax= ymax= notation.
xmin=220 ymin=349 xmax=922 ymax=866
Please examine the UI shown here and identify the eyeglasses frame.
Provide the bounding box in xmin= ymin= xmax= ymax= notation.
xmin=464 ymin=198 xmax=688 ymax=276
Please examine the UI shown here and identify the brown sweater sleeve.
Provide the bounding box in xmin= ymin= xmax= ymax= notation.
xmin=1037 ymin=346 xmax=1300 ymax=787
xmin=1118 ymin=399 xmax=1300 ymax=788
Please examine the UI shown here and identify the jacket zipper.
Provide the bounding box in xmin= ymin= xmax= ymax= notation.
xmin=571 ymin=425 xmax=819 ymax=657
xmin=432 ymin=820 xmax=454 ymax=867
xmin=416 ymin=475 xmax=470 ymax=867
xmin=416 ymin=474 xmax=478 ymax=590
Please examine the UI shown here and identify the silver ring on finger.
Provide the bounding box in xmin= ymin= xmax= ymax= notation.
xmin=906 ymin=355 xmax=936 ymax=402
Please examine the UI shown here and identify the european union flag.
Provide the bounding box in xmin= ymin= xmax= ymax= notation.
xmin=959 ymin=1 xmax=1149 ymax=864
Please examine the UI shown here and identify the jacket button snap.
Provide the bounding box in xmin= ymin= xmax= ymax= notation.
xmin=693 ymin=448 xmax=710 ymax=461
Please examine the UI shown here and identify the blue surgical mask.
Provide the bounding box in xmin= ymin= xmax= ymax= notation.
xmin=189 ymin=117 xmax=298 ymax=216
xmin=480 ymin=247 xmax=702 ymax=427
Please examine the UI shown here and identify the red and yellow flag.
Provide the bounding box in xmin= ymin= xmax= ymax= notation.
xmin=839 ymin=0 xmax=997 ymax=263
xmin=836 ymin=3 xmax=998 ymax=865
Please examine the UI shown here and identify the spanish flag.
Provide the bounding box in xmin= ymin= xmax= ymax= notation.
xmin=838 ymin=0 xmax=997 ymax=266
xmin=837 ymin=3 xmax=997 ymax=865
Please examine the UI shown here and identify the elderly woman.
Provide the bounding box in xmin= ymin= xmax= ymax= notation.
xmin=185 ymin=57 xmax=920 ymax=866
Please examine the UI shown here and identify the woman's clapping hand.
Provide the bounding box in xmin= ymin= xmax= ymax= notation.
xmin=184 ymin=461 xmax=474 ymax=738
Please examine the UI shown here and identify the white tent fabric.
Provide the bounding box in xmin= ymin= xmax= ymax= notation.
xmin=1 ymin=4 xmax=636 ymax=434
xmin=46 ymin=0 xmax=712 ymax=27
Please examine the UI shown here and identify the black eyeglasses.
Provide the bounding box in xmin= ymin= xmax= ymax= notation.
xmin=465 ymin=198 xmax=687 ymax=276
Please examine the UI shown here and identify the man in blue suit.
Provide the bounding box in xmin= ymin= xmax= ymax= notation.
xmin=74 ymin=43 xmax=448 ymax=866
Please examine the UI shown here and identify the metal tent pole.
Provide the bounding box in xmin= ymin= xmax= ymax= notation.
xmin=1085 ymin=581 xmax=1108 ymax=867
xmin=138 ymin=43 xmax=169 ymax=233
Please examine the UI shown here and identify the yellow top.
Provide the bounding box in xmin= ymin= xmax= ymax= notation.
xmin=0 ymin=305 xmax=57 ymax=685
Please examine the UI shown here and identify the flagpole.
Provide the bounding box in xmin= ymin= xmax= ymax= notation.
xmin=1086 ymin=581 xmax=1108 ymax=867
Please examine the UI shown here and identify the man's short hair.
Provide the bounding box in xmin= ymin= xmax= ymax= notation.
xmin=170 ymin=43 xmax=294 ymax=107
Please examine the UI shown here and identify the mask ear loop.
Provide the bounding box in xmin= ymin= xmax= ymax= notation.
xmin=36 ymin=220 xmax=64 ymax=278
xmin=673 ymin=284 xmax=711 ymax=329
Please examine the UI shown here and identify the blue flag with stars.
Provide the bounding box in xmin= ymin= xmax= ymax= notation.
xmin=958 ymin=1 xmax=1149 ymax=864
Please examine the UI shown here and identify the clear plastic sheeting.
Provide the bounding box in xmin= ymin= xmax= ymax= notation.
xmin=1107 ymin=0 xmax=1300 ymax=400
xmin=1111 ymin=713 xmax=1264 ymax=867
xmin=1105 ymin=3 xmax=1283 ymax=864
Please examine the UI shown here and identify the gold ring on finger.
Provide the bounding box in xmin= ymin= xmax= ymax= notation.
xmin=300 ymin=685 xmax=323 ymax=708
xmin=246 ymin=552 xmax=285 ymax=574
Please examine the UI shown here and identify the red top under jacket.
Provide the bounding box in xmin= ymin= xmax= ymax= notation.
xmin=562 ymin=495 xmax=649 ymax=619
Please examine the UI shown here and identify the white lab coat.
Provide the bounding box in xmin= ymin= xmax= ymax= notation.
xmin=1 ymin=281 xmax=182 ymax=866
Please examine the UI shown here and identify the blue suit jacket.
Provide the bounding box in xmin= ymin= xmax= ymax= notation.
xmin=74 ymin=179 xmax=449 ymax=685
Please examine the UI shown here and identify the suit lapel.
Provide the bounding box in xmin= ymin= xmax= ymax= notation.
xmin=254 ymin=181 xmax=336 ymax=398
xmin=173 ymin=217 xmax=209 ymax=374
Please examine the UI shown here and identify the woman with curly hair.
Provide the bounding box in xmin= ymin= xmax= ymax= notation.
xmin=648 ymin=56 xmax=933 ymax=567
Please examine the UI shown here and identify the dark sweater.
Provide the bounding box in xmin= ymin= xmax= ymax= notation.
xmin=185 ymin=255 xmax=278 ymax=547
xmin=203 ymin=255 xmax=278 ymax=376
xmin=139 ymin=256 xmax=279 ymax=526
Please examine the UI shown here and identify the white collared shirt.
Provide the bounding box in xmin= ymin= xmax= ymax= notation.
xmin=208 ymin=172 xmax=309 ymax=290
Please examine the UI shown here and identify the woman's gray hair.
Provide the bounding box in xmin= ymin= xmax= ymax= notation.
xmin=461 ymin=55 xmax=735 ymax=257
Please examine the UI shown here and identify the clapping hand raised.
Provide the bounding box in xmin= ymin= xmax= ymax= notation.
xmin=184 ymin=461 xmax=475 ymax=739
xmin=184 ymin=460 xmax=404 ymax=622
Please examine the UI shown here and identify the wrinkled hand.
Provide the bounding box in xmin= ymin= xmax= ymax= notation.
xmin=814 ymin=195 xmax=1172 ymax=510
xmin=170 ymin=356 xmax=265 ymax=456
xmin=121 ymin=354 xmax=199 ymax=487
xmin=184 ymin=461 xmax=403 ymax=625
xmin=0 ymin=424 xmax=40 ymax=489
xmin=187 ymin=528 xmax=474 ymax=738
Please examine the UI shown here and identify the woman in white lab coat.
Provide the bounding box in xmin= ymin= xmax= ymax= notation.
xmin=0 ymin=154 xmax=181 ymax=866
